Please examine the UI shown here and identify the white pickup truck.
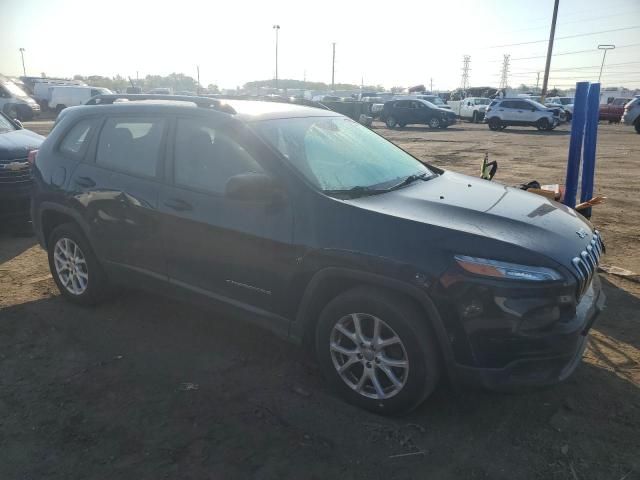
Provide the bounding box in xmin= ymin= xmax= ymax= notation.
xmin=446 ymin=97 xmax=491 ymax=122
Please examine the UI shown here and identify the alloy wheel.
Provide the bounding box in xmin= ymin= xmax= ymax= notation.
xmin=53 ymin=237 xmax=89 ymax=295
xmin=329 ymin=313 xmax=409 ymax=400
xmin=429 ymin=118 xmax=440 ymax=128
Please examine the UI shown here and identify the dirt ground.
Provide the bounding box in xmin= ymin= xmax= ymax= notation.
xmin=1 ymin=119 xmax=639 ymax=479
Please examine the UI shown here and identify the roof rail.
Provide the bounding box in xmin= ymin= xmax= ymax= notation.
xmin=84 ymin=94 xmax=236 ymax=114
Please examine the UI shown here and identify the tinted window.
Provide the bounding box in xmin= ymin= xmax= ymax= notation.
xmin=515 ymin=101 xmax=533 ymax=109
xmin=174 ymin=118 xmax=263 ymax=194
xmin=500 ymin=100 xmax=516 ymax=109
xmin=395 ymin=101 xmax=411 ymax=108
xmin=96 ymin=117 xmax=166 ymax=177
xmin=59 ymin=118 xmax=98 ymax=157
xmin=0 ymin=113 xmax=17 ymax=133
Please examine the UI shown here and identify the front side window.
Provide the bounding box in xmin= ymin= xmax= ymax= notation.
xmin=173 ymin=118 xmax=263 ymax=194
xmin=253 ymin=116 xmax=436 ymax=194
xmin=59 ymin=118 xmax=99 ymax=157
xmin=96 ymin=117 xmax=166 ymax=177
xmin=474 ymin=98 xmax=490 ymax=105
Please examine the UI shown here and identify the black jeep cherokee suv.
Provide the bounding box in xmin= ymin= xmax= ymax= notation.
xmin=31 ymin=94 xmax=605 ymax=414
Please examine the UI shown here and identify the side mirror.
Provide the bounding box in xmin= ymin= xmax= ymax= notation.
xmin=225 ymin=172 xmax=282 ymax=202
xmin=13 ymin=119 xmax=23 ymax=129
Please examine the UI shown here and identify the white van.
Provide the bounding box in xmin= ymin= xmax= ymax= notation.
xmin=49 ymin=86 xmax=112 ymax=112
xmin=0 ymin=75 xmax=41 ymax=120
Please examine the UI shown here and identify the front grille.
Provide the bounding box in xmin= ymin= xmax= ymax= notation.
xmin=571 ymin=230 xmax=604 ymax=299
xmin=0 ymin=158 xmax=32 ymax=187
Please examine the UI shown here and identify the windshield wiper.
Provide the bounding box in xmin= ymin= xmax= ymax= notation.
xmin=388 ymin=172 xmax=431 ymax=191
xmin=323 ymin=185 xmax=388 ymax=199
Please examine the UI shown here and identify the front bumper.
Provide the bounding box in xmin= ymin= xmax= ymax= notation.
xmin=622 ymin=112 xmax=636 ymax=126
xmin=451 ymin=275 xmax=605 ymax=389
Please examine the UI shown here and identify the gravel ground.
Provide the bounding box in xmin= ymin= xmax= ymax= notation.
xmin=0 ymin=118 xmax=638 ymax=480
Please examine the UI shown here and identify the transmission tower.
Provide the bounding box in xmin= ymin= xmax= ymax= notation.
xmin=498 ymin=54 xmax=511 ymax=89
xmin=460 ymin=55 xmax=471 ymax=91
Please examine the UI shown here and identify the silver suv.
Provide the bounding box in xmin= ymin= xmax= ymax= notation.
xmin=621 ymin=96 xmax=640 ymax=134
xmin=485 ymin=98 xmax=559 ymax=131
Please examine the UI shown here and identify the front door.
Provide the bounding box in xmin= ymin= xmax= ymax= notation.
xmin=159 ymin=116 xmax=295 ymax=315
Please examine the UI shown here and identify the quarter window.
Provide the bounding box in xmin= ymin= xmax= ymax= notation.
xmin=173 ymin=118 xmax=263 ymax=194
xmin=96 ymin=117 xmax=166 ymax=177
xmin=59 ymin=118 xmax=99 ymax=158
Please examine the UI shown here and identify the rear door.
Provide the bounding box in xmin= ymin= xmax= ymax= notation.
xmin=69 ymin=114 xmax=168 ymax=285
xmin=498 ymin=100 xmax=518 ymax=121
xmin=159 ymin=115 xmax=295 ymax=315
xmin=517 ymin=100 xmax=539 ymax=123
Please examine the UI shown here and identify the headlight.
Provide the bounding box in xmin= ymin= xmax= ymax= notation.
xmin=454 ymin=255 xmax=563 ymax=281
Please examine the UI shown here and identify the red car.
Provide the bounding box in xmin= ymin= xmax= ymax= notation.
xmin=599 ymin=97 xmax=633 ymax=123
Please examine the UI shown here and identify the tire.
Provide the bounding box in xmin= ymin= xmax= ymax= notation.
xmin=315 ymin=286 xmax=441 ymax=415
xmin=488 ymin=117 xmax=502 ymax=131
xmin=566 ymin=112 xmax=572 ymax=122
xmin=55 ymin=104 xmax=66 ymax=114
xmin=536 ymin=117 xmax=550 ymax=131
xmin=385 ymin=116 xmax=397 ymax=129
xmin=471 ymin=112 xmax=478 ymax=123
xmin=428 ymin=117 xmax=441 ymax=129
xmin=635 ymin=121 xmax=640 ymax=134
xmin=398 ymin=122 xmax=406 ymax=128
xmin=47 ymin=223 xmax=109 ymax=306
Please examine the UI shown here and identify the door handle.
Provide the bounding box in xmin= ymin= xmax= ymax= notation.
xmin=75 ymin=176 xmax=96 ymax=187
xmin=164 ymin=198 xmax=193 ymax=212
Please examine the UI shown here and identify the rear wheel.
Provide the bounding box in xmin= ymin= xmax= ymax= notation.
xmin=428 ymin=117 xmax=441 ymax=129
xmin=488 ymin=117 xmax=502 ymax=131
xmin=315 ymin=287 xmax=440 ymax=415
xmin=47 ymin=223 xmax=109 ymax=306
xmin=385 ymin=116 xmax=397 ymax=129
xmin=471 ymin=111 xmax=478 ymax=123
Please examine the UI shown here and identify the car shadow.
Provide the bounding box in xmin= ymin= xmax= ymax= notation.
xmin=495 ymin=128 xmax=571 ymax=136
xmin=0 ymin=223 xmax=36 ymax=264
xmin=0 ymin=275 xmax=638 ymax=479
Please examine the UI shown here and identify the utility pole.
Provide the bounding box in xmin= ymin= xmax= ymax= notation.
xmin=196 ymin=65 xmax=200 ymax=94
xmin=273 ymin=25 xmax=280 ymax=90
xmin=460 ymin=55 xmax=471 ymax=91
xmin=536 ymin=72 xmax=541 ymax=90
xmin=598 ymin=44 xmax=615 ymax=83
xmin=19 ymin=48 xmax=26 ymax=76
xmin=499 ymin=54 xmax=511 ymax=90
xmin=540 ymin=0 xmax=559 ymax=101
xmin=430 ymin=77 xmax=433 ymax=93
xmin=331 ymin=42 xmax=336 ymax=92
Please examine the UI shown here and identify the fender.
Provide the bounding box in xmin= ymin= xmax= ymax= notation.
xmin=36 ymin=201 xmax=91 ymax=248
xmin=292 ymin=266 xmax=458 ymax=383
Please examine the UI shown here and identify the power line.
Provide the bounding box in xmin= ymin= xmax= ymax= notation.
xmin=485 ymin=25 xmax=640 ymax=49
xmin=507 ymin=42 xmax=640 ymax=61
xmin=509 ymin=61 xmax=640 ymax=74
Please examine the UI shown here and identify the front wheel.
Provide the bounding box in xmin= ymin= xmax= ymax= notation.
xmin=471 ymin=112 xmax=478 ymax=123
xmin=488 ymin=117 xmax=502 ymax=131
xmin=47 ymin=223 xmax=109 ymax=306
xmin=315 ymin=287 xmax=440 ymax=415
xmin=385 ymin=116 xmax=397 ymax=129
xmin=428 ymin=117 xmax=441 ymax=129
xmin=536 ymin=117 xmax=551 ymax=131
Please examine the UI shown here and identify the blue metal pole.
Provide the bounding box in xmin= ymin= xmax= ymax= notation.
xmin=580 ymin=82 xmax=601 ymax=218
xmin=563 ymin=81 xmax=589 ymax=208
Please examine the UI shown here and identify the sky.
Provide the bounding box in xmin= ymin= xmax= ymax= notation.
xmin=1 ymin=0 xmax=639 ymax=91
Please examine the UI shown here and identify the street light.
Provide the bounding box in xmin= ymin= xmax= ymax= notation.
xmin=273 ymin=25 xmax=280 ymax=90
xmin=598 ymin=44 xmax=615 ymax=83
xmin=19 ymin=48 xmax=26 ymax=77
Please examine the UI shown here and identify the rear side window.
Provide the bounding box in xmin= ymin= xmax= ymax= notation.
xmin=96 ymin=117 xmax=166 ymax=177
xmin=173 ymin=118 xmax=263 ymax=194
xmin=500 ymin=100 xmax=516 ymax=109
xmin=59 ymin=118 xmax=99 ymax=158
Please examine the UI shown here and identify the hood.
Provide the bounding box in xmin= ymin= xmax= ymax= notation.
xmin=0 ymin=128 xmax=45 ymax=160
xmin=477 ymin=105 xmax=487 ymax=112
xmin=347 ymin=171 xmax=593 ymax=268
xmin=437 ymin=107 xmax=456 ymax=115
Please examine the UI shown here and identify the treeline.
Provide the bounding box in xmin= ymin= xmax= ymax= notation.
xmin=72 ymin=73 xmax=219 ymax=93
xmin=243 ymin=78 xmax=384 ymax=91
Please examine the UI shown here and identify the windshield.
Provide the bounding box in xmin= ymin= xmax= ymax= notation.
xmin=425 ymin=96 xmax=445 ymax=105
xmin=559 ymin=98 xmax=573 ymax=105
xmin=529 ymin=100 xmax=548 ymax=110
xmin=253 ymin=116 xmax=436 ymax=194
xmin=474 ymin=98 xmax=490 ymax=105
xmin=2 ymin=80 xmax=29 ymax=98
xmin=0 ymin=113 xmax=17 ymax=133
